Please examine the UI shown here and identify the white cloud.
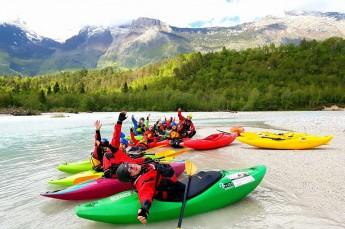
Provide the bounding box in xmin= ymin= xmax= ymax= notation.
xmin=0 ymin=0 xmax=344 ymax=41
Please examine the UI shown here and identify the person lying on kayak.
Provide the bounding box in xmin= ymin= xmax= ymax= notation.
xmin=102 ymin=112 xmax=145 ymax=178
xmin=90 ymin=120 xmax=109 ymax=172
xmin=177 ymin=108 xmax=196 ymax=138
xmin=131 ymin=114 xmax=150 ymax=135
xmin=116 ymin=162 xmax=185 ymax=224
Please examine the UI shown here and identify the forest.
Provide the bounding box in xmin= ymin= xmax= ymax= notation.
xmin=0 ymin=37 xmax=344 ymax=113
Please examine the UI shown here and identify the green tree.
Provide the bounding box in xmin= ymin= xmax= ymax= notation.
xmin=38 ymin=90 xmax=46 ymax=104
xmin=53 ymin=82 xmax=60 ymax=94
xmin=122 ymin=82 xmax=129 ymax=93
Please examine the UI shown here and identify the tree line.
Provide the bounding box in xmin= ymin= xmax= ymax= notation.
xmin=0 ymin=37 xmax=344 ymax=113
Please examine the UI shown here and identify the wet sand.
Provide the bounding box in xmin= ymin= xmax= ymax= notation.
xmin=189 ymin=112 xmax=345 ymax=228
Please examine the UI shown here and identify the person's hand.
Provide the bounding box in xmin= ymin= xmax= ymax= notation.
xmin=95 ymin=120 xmax=102 ymax=130
xmin=177 ymin=108 xmax=181 ymax=112
xmin=137 ymin=208 xmax=148 ymax=224
xmin=147 ymin=113 xmax=151 ymax=119
xmin=118 ymin=111 xmax=127 ymax=122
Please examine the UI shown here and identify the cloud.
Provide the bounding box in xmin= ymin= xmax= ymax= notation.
xmin=189 ymin=16 xmax=240 ymax=28
xmin=225 ymin=0 xmax=240 ymax=3
xmin=0 ymin=0 xmax=345 ymax=41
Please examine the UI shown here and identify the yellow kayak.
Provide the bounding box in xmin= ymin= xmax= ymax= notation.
xmin=238 ymin=132 xmax=333 ymax=149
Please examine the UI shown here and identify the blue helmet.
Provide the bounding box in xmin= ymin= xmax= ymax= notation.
xmin=120 ymin=138 xmax=129 ymax=147
xmin=100 ymin=138 xmax=109 ymax=147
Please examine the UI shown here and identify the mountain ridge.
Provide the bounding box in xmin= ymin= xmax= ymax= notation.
xmin=1 ymin=11 xmax=345 ymax=76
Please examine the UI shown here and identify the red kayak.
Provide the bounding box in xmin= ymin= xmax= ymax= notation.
xmin=182 ymin=133 xmax=236 ymax=150
xmin=41 ymin=162 xmax=185 ymax=200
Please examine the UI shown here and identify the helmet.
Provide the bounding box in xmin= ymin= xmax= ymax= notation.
xmin=120 ymin=138 xmax=128 ymax=147
xmin=187 ymin=114 xmax=192 ymax=119
xmin=100 ymin=138 xmax=109 ymax=147
xmin=116 ymin=163 xmax=131 ymax=182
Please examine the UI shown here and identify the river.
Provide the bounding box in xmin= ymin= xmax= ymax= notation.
xmin=0 ymin=111 xmax=344 ymax=229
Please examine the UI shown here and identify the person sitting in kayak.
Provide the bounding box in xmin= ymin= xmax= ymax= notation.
xmin=128 ymin=127 xmax=155 ymax=152
xmin=131 ymin=114 xmax=150 ymax=135
xmin=102 ymin=112 xmax=145 ymax=178
xmin=169 ymin=124 xmax=183 ymax=148
xmin=177 ymin=108 xmax=196 ymax=138
xmin=90 ymin=120 xmax=108 ymax=172
xmin=153 ymin=120 xmax=168 ymax=140
xmin=116 ymin=162 xmax=185 ymax=224
xmin=143 ymin=125 xmax=156 ymax=143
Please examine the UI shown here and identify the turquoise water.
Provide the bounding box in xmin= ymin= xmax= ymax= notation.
xmin=0 ymin=111 xmax=344 ymax=229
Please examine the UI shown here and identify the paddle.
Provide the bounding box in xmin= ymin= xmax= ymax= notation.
xmin=145 ymin=144 xmax=166 ymax=152
xmin=177 ymin=160 xmax=197 ymax=229
xmin=141 ymin=148 xmax=189 ymax=165
xmin=216 ymin=129 xmax=232 ymax=135
xmin=154 ymin=148 xmax=189 ymax=159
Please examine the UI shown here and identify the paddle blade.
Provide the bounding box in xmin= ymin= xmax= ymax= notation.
xmin=73 ymin=174 xmax=102 ymax=185
xmin=155 ymin=148 xmax=189 ymax=159
xmin=185 ymin=160 xmax=197 ymax=176
xmin=145 ymin=145 xmax=165 ymax=152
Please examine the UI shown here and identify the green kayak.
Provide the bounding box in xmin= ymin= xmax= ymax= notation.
xmin=125 ymin=135 xmax=143 ymax=141
xmin=76 ymin=165 xmax=266 ymax=224
xmin=57 ymin=160 xmax=92 ymax=174
xmin=48 ymin=170 xmax=103 ymax=186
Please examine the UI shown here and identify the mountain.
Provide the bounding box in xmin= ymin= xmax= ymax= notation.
xmin=0 ymin=23 xmax=59 ymax=75
xmin=39 ymin=26 xmax=113 ymax=73
xmin=1 ymin=11 xmax=345 ymax=76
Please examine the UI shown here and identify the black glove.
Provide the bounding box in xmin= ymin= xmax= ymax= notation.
xmin=118 ymin=112 xmax=127 ymax=123
xmin=93 ymin=164 xmax=103 ymax=172
xmin=138 ymin=208 xmax=149 ymax=219
xmin=103 ymin=169 xmax=112 ymax=178
xmin=138 ymin=200 xmax=151 ymax=218
xmin=105 ymin=152 xmax=113 ymax=160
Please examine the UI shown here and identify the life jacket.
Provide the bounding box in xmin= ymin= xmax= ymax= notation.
xmin=170 ymin=130 xmax=180 ymax=139
xmin=144 ymin=130 xmax=155 ymax=142
xmin=134 ymin=163 xmax=177 ymax=205
xmin=136 ymin=123 xmax=146 ymax=134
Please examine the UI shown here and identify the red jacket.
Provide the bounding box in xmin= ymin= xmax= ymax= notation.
xmin=134 ymin=164 xmax=177 ymax=209
xmin=130 ymin=131 xmax=157 ymax=149
xmin=177 ymin=110 xmax=195 ymax=133
xmin=103 ymin=122 xmax=144 ymax=171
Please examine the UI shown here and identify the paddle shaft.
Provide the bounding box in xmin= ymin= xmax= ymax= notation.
xmin=216 ymin=129 xmax=232 ymax=134
xmin=177 ymin=175 xmax=192 ymax=229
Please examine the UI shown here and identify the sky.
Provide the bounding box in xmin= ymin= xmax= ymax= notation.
xmin=0 ymin=0 xmax=344 ymax=41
